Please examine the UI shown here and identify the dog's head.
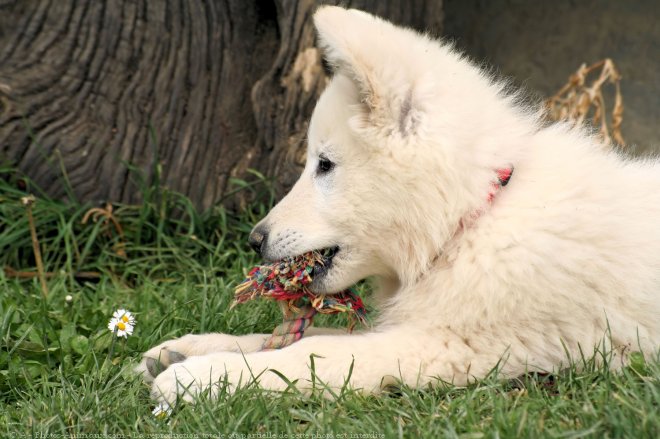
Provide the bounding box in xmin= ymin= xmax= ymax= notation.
xmin=249 ymin=7 xmax=528 ymax=293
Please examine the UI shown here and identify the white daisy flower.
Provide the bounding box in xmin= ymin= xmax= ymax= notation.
xmin=108 ymin=309 xmax=136 ymax=338
xmin=112 ymin=309 xmax=136 ymax=325
xmin=152 ymin=402 xmax=173 ymax=419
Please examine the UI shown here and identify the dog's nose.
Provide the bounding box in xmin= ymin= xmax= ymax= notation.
xmin=248 ymin=226 xmax=268 ymax=255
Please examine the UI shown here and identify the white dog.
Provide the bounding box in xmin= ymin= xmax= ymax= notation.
xmin=139 ymin=6 xmax=660 ymax=406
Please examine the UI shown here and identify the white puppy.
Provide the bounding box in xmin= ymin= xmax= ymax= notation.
xmin=139 ymin=6 xmax=660 ymax=406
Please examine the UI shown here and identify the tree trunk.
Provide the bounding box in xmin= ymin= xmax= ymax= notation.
xmin=0 ymin=0 xmax=443 ymax=209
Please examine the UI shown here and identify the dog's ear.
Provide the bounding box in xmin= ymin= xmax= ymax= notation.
xmin=314 ymin=6 xmax=429 ymax=138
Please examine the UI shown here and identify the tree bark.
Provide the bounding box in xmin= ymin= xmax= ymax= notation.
xmin=0 ymin=0 xmax=443 ymax=209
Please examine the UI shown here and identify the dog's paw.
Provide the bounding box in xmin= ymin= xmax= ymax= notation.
xmin=149 ymin=360 xmax=200 ymax=406
xmin=137 ymin=333 xmax=231 ymax=383
xmin=136 ymin=333 xmax=270 ymax=383
xmin=149 ymin=353 xmax=256 ymax=406
xmin=136 ymin=340 xmax=190 ymax=384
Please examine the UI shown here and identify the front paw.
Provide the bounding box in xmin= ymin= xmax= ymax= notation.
xmin=136 ymin=338 xmax=193 ymax=383
xmin=149 ymin=359 xmax=202 ymax=406
xmin=150 ymin=354 xmax=256 ymax=406
xmin=137 ymin=333 xmax=272 ymax=383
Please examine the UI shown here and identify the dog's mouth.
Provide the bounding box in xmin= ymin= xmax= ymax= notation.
xmin=312 ymin=246 xmax=340 ymax=278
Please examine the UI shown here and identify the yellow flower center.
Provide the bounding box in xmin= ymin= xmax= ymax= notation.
xmin=121 ymin=315 xmax=129 ymax=323
xmin=117 ymin=322 xmax=126 ymax=330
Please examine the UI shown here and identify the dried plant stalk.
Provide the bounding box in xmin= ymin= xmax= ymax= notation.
xmin=3 ymin=266 xmax=101 ymax=280
xmin=545 ymin=59 xmax=625 ymax=148
xmin=82 ymin=203 xmax=127 ymax=258
xmin=21 ymin=195 xmax=48 ymax=297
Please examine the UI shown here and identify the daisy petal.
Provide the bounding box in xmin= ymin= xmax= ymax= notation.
xmin=112 ymin=309 xmax=128 ymax=320
xmin=108 ymin=317 xmax=119 ymax=332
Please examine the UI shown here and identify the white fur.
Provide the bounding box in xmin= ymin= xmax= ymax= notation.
xmin=139 ymin=7 xmax=660 ymax=406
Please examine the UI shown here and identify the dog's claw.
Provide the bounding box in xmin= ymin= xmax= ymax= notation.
xmin=143 ymin=349 xmax=187 ymax=379
xmin=146 ymin=357 xmax=163 ymax=377
xmin=168 ymin=350 xmax=186 ymax=364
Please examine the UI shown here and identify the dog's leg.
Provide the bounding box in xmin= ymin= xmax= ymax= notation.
xmin=151 ymin=326 xmax=506 ymax=405
xmin=137 ymin=327 xmax=348 ymax=382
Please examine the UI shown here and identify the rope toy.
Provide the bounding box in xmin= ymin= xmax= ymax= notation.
xmin=233 ymin=250 xmax=367 ymax=350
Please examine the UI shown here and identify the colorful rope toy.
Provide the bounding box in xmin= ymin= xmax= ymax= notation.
xmin=233 ymin=250 xmax=367 ymax=350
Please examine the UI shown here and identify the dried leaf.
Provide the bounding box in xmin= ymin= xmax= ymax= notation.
xmin=545 ymin=59 xmax=625 ymax=148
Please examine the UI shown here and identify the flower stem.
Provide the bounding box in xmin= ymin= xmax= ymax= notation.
xmin=108 ymin=328 xmax=118 ymax=361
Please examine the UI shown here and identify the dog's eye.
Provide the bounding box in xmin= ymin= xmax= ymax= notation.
xmin=317 ymin=155 xmax=335 ymax=174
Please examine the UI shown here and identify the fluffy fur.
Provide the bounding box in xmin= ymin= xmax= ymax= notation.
xmin=138 ymin=6 xmax=660 ymax=406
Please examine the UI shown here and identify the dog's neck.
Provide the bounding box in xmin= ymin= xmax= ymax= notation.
xmin=373 ymin=166 xmax=516 ymax=313
xmin=412 ymin=166 xmax=514 ymax=284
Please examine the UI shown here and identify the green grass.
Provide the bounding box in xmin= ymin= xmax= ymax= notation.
xmin=0 ymin=167 xmax=658 ymax=438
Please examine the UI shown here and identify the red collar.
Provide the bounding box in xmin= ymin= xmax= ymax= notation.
xmin=460 ymin=166 xmax=514 ymax=228
xmin=487 ymin=167 xmax=513 ymax=202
